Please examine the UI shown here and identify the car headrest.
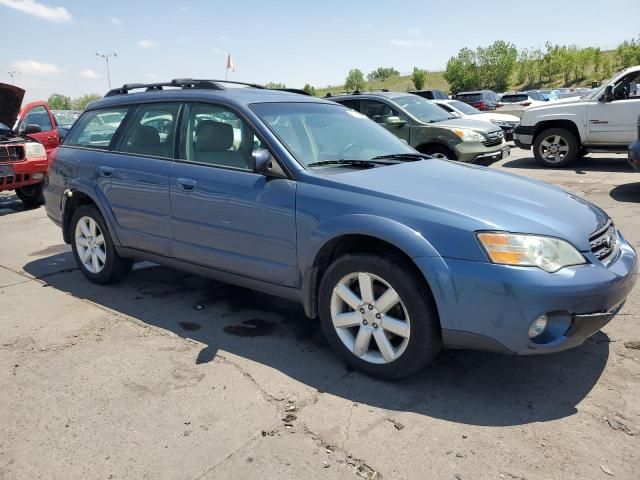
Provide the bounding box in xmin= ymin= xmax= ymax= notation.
xmin=195 ymin=120 xmax=234 ymax=151
xmin=130 ymin=125 xmax=160 ymax=145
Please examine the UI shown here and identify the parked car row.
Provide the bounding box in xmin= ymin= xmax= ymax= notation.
xmin=33 ymin=77 xmax=637 ymax=380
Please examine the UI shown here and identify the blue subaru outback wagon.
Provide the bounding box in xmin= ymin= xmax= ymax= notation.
xmin=45 ymin=79 xmax=638 ymax=379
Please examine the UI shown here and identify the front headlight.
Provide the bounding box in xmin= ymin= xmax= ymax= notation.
xmin=453 ymin=129 xmax=484 ymax=142
xmin=477 ymin=232 xmax=586 ymax=273
xmin=490 ymin=119 xmax=506 ymax=126
xmin=24 ymin=142 xmax=46 ymax=158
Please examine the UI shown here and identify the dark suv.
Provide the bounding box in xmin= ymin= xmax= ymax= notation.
xmin=44 ymin=79 xmax=637 ymax=379
xmin=455 ymin=90 xmax=499 ymax=111
xmin=409 ymin=89 xmax=448 ymax=100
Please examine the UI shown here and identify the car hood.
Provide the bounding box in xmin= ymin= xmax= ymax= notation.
xmin=0 ymin=83 xmax=25 ymax=128
xmin=330 ymin=160 xmax=608 ymax=251
xmin=429 ymin=116 xmax=502 ymax=134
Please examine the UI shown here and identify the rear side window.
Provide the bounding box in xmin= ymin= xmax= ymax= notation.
xmin=338 ymin=99 xmax=360 ymax=111
xmin=64 ymin=108 xmax=129 ymax=149
xmin=500 ymin=94 xmax=528 ymax=103
xmin=456 ymin=93 xmax=481 ymax=102
xmin=118 ymin=103 xmax=180 ymax=158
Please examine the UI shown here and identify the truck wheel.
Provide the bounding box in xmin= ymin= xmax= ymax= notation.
xmin=15 ymin=183 xmax=44 ymax=207
xmin=70 ymin=205 xmax=133 ymax=284
xmin=318 ymin=253 xmax=441 ymax=380
xmin=533 ymin=128 xmax=579 ymax=167
xmin=419 ymin=145 xmax=457 ymax=160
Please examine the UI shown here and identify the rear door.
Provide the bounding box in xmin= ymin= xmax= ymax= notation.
xmin=65 ymin=103 xmax=178 ymax=256
xmin=19 ymin=104 xmax=59 ymax=153
xmin=169 ymin=102 xmax=297 ymax=286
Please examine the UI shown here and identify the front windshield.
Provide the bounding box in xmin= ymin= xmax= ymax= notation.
xmin=251 ymin=102 xmax=415 ymax=167
xmin=449 ymin=100 xmax=481 ymax=115
xmin=53 ymin=110 xmax=81 ymax=127
xmin=584 ymin=69 xmax=625 ymax=100
xmin=393 ymin=95 xmax=452 ymax=123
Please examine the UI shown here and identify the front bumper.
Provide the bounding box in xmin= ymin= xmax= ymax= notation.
xmin=415 ymin=233 xmax=638 ymax=355
xmin=455 ymin=141 xmax=510 ymax=165
xmin=0 ymin=157 xmax=48 ymax=192
xmin=513 ymin=125 xmax=534 ymax=149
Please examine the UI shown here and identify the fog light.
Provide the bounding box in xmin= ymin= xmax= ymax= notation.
xmin=32 ymin=172 xmax=44 ymax=180
xmin=528 ymin=315 xmax=548 ymax=339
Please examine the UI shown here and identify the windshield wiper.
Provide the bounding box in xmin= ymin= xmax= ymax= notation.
xmin=371 ymin=153 xmax=432 ymax=161
xmin=307 ymin=159 xmax=377 ymax=168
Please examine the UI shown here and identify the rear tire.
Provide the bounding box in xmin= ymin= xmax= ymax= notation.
xmin=533 ymin=127 xmax=579 ymax=167
xmin=318 ymin=253 xmax=441 ymax=380
xmin=70 ymin=205 xmax=133 ymax=284
xmin=15 ymin=183 xmax=44 ymax=207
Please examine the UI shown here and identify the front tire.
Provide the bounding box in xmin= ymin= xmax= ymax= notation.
xmin=15 ymin=183 xmax=44 ymax=207
xmin=418 ymin=145 xmax=457 ymax=160
xmin=70 ymin=205 xmax=133 ymax=284
xmin=318 ymin=253 xmax=441 ymax=380
xmin=533 ymin=128 xmax=579 ymax=167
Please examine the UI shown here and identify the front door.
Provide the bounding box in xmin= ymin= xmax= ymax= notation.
xmin=19 ymin=104 xmax=59 ymax=153
xmin=169 ymin=102 xmax=297 ymax=286
xmin=587 ymin=71 xmax=640 ymax=145
xmin=359 ymin=99 xmax=411 ymax=143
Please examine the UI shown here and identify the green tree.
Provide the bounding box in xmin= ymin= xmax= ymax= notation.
xmin=411 ymin=67 xmax=427 ymax=90
xmin=444 ymin=47 xmax=479 ymax=93
xmin=367 ymin=67 xmax=400 ymax=82
xmin=344 ymin=69 xmax=366 ymax=91
xmin=303 ymin=83 xmax=317 ymax=96
xmin=47 ymin=93 xmax=72 ymax=110
xmin=480 ymin=40 xmax=517 ymax=91
xmin=265 ymin=82 xmax=286 ymax=89
xmin=71 ymin=94 xmax=102 ymax=110
xmin=618 ymin=36 xmax=640 ymax=68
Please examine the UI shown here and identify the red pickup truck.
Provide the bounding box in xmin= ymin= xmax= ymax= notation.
xmin=1 ymin=83 xmax=61 ymax=206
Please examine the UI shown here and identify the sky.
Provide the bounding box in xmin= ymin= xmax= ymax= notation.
xmin=1 ymin=0 xmax=639 ymax=102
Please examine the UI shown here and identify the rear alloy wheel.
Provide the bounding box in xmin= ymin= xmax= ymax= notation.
xmin=533 ymin=128 xmax=578 ymax=167
xmin=319 ymin=253 xmax=441 ymax=380
xmin=15 ymin=183 xmax=44 ymax=207
xmin=71 ymin=205 xmax=133 ymax=284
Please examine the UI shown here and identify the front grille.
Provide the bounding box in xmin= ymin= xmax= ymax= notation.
xmin=589 ymin=220 xmax=619 ymax=264
xmin=0 ymin=145 xmax=25 ymax=162
xmin=483 ymin=138 xmax=502 ymax=147
xmin=483 ymin=131 xmax=503 ymax=147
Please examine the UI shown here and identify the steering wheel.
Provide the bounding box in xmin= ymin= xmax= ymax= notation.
xmin=340 ymin=142 xmax=363 ymax=157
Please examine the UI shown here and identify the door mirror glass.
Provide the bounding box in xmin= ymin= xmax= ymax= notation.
xmin=384 ymin=116 xmax=406 ymax=127
xmin=601 ymin=86 xmax=614 ymax=103
xmin=252 ymin=148 xmax=285 ymax=178
xmin=23 ymin=124 xmax=42 ymax=134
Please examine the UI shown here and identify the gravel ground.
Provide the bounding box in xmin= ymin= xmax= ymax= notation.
xmin=1 ymin=147 xmax=639 ymax=479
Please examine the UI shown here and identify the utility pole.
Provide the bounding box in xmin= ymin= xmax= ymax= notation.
xmin=95 ymin=52 xmax=117 ymax=89
xmin=7 ymin=70 xmax=20 ymax=84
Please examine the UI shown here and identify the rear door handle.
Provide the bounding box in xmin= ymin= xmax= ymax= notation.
xmin=99 ymin=165 xmax=114 ymax=177
xmin=177 ymin=177 xmax=197 ymax=191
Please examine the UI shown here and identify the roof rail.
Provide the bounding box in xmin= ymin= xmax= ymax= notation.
xmin=324 ymin=88 xmax=389 ymax=98
xmin=273 ymin=88 xmax=312 ymax=96
xmin=105 ymin=78 xmax=268 ymax=97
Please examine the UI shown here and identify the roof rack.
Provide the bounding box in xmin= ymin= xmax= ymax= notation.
xmin=324 ymin=88 xmax=389 ymax=98
xmin=104 ymin=78 xmax=268 ymax=97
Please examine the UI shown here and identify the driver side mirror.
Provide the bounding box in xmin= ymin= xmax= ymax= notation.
xmin=252 ymin=148 xmax=286 ymax=179
xmin=601 ymin=86 xmax=614 ymax=103
xmin=22 ymin=124 xmax=42 ymax=134
xmin=384 ymin=116 xmax=406 ymax=127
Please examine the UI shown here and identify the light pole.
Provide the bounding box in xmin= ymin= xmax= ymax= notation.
xmin=7 ymin=70 xmax=20 ymax=84
xmin=96 ymin=52 xmax=117 ymax=89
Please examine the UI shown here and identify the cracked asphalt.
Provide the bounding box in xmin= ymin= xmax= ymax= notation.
xmin=1 ymin=147 xmax=639 ymax=479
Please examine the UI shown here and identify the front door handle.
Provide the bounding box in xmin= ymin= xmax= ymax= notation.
xmin=177 ymin=177 xmax=197 ymax=191
xmin=99 ymin=165 xmax=114 ymax=177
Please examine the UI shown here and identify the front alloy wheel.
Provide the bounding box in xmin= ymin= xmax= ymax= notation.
xmin=330 ymin=272 xmax=410 ymax=364
xmin=533 ymin=127 xmax=578 ymax=167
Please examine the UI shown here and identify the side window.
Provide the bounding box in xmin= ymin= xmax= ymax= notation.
xmin=180 ymin=103 xmax=255 ymax=170
xmin=119 ymin=103 xmax=180 ymax=158
xmin=339 ymin=100 xmax=360 ymax=111
xmin=439 ymin=104 xmax=454 ymax=113
xmin=22 ymin=106 xmax=53 ymax=132
xmin=360 ymin=100 xmax=400 ymax=123
xmin=65 ymin=108 xmax=129 ymax=150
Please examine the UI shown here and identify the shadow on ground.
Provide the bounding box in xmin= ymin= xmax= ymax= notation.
xmin=502 ymin=155 xmax=632 ymax=174
xmin=610 ymin=182 xmax=640 ymax=203
xmin=0 ymin=193 xmax=33 ymax=216
xmin=24 ymin=253 xmax=610 ymax=427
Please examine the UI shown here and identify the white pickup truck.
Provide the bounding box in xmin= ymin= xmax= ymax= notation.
xmin=514 ymin=65 xmax=640 ymax=167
